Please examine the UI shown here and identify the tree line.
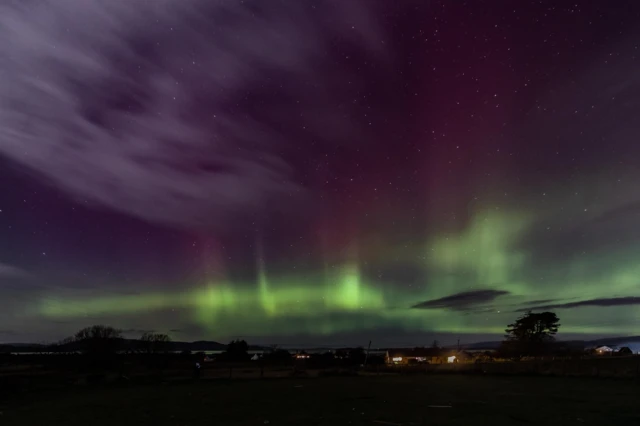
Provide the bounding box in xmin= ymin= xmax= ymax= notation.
xmin=6 ymin=310 xmax=564 ymax=363
xmin=51 ymin=325 xmax=173 ymax=356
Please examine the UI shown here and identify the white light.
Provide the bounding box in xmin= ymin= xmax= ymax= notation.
xmin=392 ymin=357 xmax=402 ymax=362
xmin=447 ymin=356 xmax=456 ymax=363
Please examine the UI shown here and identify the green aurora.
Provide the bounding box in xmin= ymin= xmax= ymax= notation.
xmin=3 ymin=0 xmax=640 ymax=346
xmin=34 ymin=207 xmax=640 ymax=339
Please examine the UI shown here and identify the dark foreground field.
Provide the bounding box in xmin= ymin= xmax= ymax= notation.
xmin=1 ymin=375 xmax=639 ymax=425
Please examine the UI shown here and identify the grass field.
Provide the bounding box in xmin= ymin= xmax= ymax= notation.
xmin=2 ymin=375 xmax=639 ymax=425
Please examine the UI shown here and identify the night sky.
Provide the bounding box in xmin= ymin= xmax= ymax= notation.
xmin=1 ymin=0 xmax=640 ymax=346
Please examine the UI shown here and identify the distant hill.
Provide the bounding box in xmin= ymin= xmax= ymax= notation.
xmin=175 ymin=340 xmax=228 ymax=351
xmin=589 ymin=336 xmax=640 ymax=347
xmin=0 ymin=339 xmax=230 ymax=353
xmin=0 ymin=343 xmax=47 ymax=353
xmin=456 ymin=336 xmax=640 ymax=351
xmin=4 ymin=335 xmax=640 ymax=354
xmin=456 ymin=341 xmax=502 ymax=350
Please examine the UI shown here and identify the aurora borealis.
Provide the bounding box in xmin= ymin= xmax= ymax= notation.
xmin=2 ymin=1 xmax=640 ymax=345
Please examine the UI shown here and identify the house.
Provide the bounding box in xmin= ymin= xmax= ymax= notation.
xmin=595 ymin=345 xmax=616 ymax=354
xmin=448 ymin=351 xmax=474 ymax=363
xmin=294 ymin=351 xmax=310 ymax=359
xmin=616 ymin=347 xmax=633 ymax=356
xmin=385 ymin=348 xmax=443 ymax=365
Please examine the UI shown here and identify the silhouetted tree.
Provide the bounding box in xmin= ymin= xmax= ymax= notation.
xmin=431 ymin=340 xmax=440 ymax=348
xmin=504 ymin=311 xmax=560 ymax=356
xmin=139 ymin=332 xmax=172 ymax=375
xmin=72 ymin=325 xmax=123 ymax=376
xmin=505 ymin=311 xmax=560 ymax=342
xmin=74 ymin=325 xmax=123 ymax=356
xmin=58 ymin=336 xmax=75 ymax=346
xmin=140 ymin=332 xmax=171 ymax=354
xmin=48 ymin=336 xmax=76 ymax=354
xmin=219 ymin=339 xmax=249 ymax=362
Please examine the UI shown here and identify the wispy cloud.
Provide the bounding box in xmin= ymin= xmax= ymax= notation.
xmin=0 ymin=263 xmax=29 ymax=279
xmin=412 ymin=289 xmax=510 ymax=311
xmin=0 ymin=0 xmax=385 ymax=230
xmin=516 ymin=296 xmax=640 ymax=312
xmin=520 ymin=299 xmax=557 ymax=306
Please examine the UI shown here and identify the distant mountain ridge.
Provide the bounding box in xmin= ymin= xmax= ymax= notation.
xmin=456 ymin=335 xmax=640 ymax=350
xmin=4 ymin=335 xmax=640 ymax=353
xmin=0 ymin=339 xmax=245 ymax=353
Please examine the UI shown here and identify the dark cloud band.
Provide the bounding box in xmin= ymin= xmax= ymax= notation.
xmin=412 ymin=289 xmax=510 ymax=311
xmin=516 ymin=296 xmax=640 ymax=312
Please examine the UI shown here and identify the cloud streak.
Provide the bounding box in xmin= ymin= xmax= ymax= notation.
xmin=0 ymin=263 xmax=29 ymax=279
xmin=0 ymin=0 xmax=384 ymax=229
xmin=412 ymin=289 xmax=510 ymax=311
xmin=516 ymin=296 xmax=640 ymax=312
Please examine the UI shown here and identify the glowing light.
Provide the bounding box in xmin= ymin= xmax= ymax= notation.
xmin=28 ymin=207 xmax=640 ymax=338
xmin=392 ymin=357 xmax=402 ymax=362
xmin=447 ymin=356 xmax=456 ymax=363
